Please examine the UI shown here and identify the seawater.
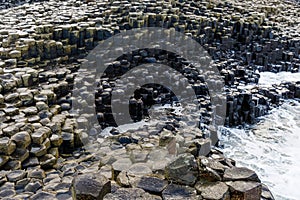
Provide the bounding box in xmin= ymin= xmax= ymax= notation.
xmin=219 ymin=71 xmax=300 ymax=200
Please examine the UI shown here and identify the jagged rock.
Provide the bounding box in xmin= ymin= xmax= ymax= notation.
xmin=31 ymin=127 xmax=51 ymax=145
xmin=72 ymin=173 xmax=111 ymax=200
xmin=30 ymin=144 xmax=48 ymax=157
xmin=198 ymin=156 xmax=229 ymax=173
xmin=227 ymin=181 xmax=262 ymax=200
xmin=39 ymin=154 xmax=57 ymax=169
xmin=0 ymin=171 xmax=7 ymax=186
xmin=5 ymin=92 xmax=19 ymax=103
xmin=162 ymin=184 xmax=198 ymax=200
xmin=165 ymin=153 xmax=198 ymax=186
xmin=116 ymin=171 xmax=130 ymax=187
xmin=136 ymin=175 xmax=168 ymax=194
xmin=36 ymin=101 xmax=49 ymax=111
xmin=159 ymin=130 xmax=176 ymax=146
xmin=189 ymin=138 xmax=212 ymax=156
xmin=22 ymin=106 xmax=38 ymax=115
xmin=223 ymin=167 xmax=260 ymax=182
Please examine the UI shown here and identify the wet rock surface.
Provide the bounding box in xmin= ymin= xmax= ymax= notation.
xmin=0 ymin=0 xmax=299 ymax=199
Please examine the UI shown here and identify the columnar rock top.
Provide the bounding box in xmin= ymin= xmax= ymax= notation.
xmin=0 ymin=0 xmax=299 ymax=199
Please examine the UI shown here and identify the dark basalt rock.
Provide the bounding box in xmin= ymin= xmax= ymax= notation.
xmin=72 ymin=173 xmax=111 ymax=200
xmin=223 ymin=167 xmax=260 ymax=182
xmin=104 ymin=188 xmax=162 ymax=200
xmin=162 ymin=184 xmax=198 ymax=200
xmin=165 ymin=153 xmax=198 ymax=186
xmin=136 ymin=176 xmax=168 ymax=194
xmin=226 ymin=181 xmax=262 ymax=200
xmin=0 ymin=0 xmax=298 ymax=199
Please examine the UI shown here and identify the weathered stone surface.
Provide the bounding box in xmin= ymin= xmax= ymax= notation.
xmin=116 ymin=170 xmax=130 ymax=187
xmin=99 ymin=165 xmax=113 ymax=180
xmin=7 ymin=170 xmax=27 ymax=182
xmin=223 ymin=167 xmax=260 ymax=182
xmin=196 ymin=182 xmax=230 ymax=200
xmin=0 ymin=171 xmax=8 ymax=185
xmin=39 ymin=154 xmax=57 ymax=169
xmin=15 ymin=178 xmax=30 ymax=190
xmin=22 ymin=157 xmax=39 ymax=168
xmin=103 ymin=188 xmax=162 ymax=200
xmin=9 ymin=50 xmax=21 ymax=58
xmin=136 ymin=176 xmax=168 ymax=194
xmin=3 ymin=125 xmax=19 ymax=136
xmin=30 ymin=144 xmax=48 ymax=157
xmin=50 ymin=134 xmax=63 ymax=147
xmin=165 ymin=153 xmax=198 ymax=186
xmin=31 ymin=127 xmax=51 ymax=144
xmin=30 ymin=191 xmax=56 ymax=200
xmin=28 ymin=168 xmax=45 ymax=179
xmin=162 ymin=184 xmax=198 ymax=200
xmin=0 ymin=137 xmax=16 ymax=155
xmin=3 ymin=160 xmax=21 ymax=170
xmin=11 ymin=148 xmax=29 ymax=162
xmin=0 ymin=189 xmax=16 ymax=198
xmin=11 ymin=131 xmax=31 ymax=148
xmin=112 ymin=158 xmax=132 ymax=178
xmin=72 ymin=173 xmax=111 ymax=200
xmin=189 ymin=138 xmax=211 ymax=156
xmin=127 ymin=163 xmax=152 ymax=177
xmin=159 ymin=130 xmax=176 ymax=147
xmin=227 ymin=181 xmax=262 ymax=200
xmin=24 ymin=181 xmax=42 ymax=192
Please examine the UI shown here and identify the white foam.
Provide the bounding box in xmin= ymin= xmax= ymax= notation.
xmin=258 ymin=71 xmax=300 ymax=87
xmin=219 ymin=100 xmax=300 ymax=200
